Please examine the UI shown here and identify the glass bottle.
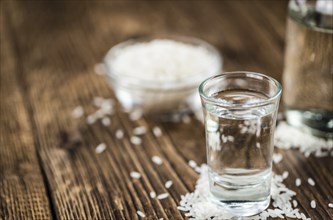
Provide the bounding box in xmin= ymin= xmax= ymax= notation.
xmin=283 ymin=0 xmax=333 ymax=138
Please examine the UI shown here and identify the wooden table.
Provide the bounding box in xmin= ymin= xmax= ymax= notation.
xmin=1 ymin=1 xmax=332 ymax=219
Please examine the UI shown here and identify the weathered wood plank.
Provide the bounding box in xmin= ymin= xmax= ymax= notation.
xmin=6 ymin=1 xmax=194 ymax=219
xmin=3 ymin=0 xmax=333 ymax=219
xmin=0 ymin=4 xmax=53 ymax=220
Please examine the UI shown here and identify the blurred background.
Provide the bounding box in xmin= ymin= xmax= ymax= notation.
xmin=4 ymin=0 xmax=288 ymax=82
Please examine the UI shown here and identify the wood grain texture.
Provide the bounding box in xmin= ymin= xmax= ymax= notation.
xmin=0 ymin=5 xmax=52 ymax=220
xmin=1 ymin=0 xmax=332 ymax=219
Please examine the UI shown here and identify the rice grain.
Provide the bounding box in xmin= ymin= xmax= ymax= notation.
xmin=310 ymin=200 xmax=316 ymax=209
xmin=282 ymin=171 xmax=289 ymax=179
xmin=150 ymin=191 xmax=156 ymax=199
xmin=101 ymin=117 xmax=111 ymax=126
xmin=152 ymin=156 xmax=163 ymax=165
xmin=130 ymin=136 xmax=142 ymax=145
xmin=165 ymin=180 xmax=173 ymax=189
xmin=86 ymin=115 xmax=97 ymax=124
xmin=308 ymin=178 xmax=315 ymax=186
xmin=129 ymin=109 xmax=142 ymax=121
xmin=177 ymin=206 xmax=187 ymax=211
xmin=71 ymin=106 xmax=84 ymax=118
xmin=136 ymin=210 xmax=145 ymax=218
xmin=227 ymin=135 xmax=234 ymax=142
xmin=115 ymin=129 xmax=124 ymax=139
xmin=93 ymin=97 xmax=104 ymax=107
xmin=178 ymin=164 xmax=309 ymax=220
xmin=273 ymin=153 xmax=283 ymax=164
xmin=133 ymin=126 xmax=147 ymax=135
xmin=188 ymin=160 xmax=197 ymax=168
xmin=274 ymin=122 xmax=333 ymax=157
xmin=130 ymin=171 xmax=141 ymax=179
xmin=95 ymin=143 xmax=106 ymax=154
xmin=157 ymin=193 xmax=169 ymax=200
xmin=152 ymin=126 xmax=162 ymax=137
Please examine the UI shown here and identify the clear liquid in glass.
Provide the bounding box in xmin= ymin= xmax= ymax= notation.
xmin=284 ymin=0 xmax=333 ymax=138
xmin=204 ymin=90 xmax=276 ymax=216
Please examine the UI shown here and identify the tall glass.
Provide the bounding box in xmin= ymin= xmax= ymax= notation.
xmin=199 ymin=72 xmax=282 ymax=216
xmin=283 ymin=0 xmax=333 ymax=138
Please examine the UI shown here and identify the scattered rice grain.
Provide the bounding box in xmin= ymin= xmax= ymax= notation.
xmin=165 ymin=180 xmax=173 ymax=189
xmin=310 ymin=200 xmax=316 ymax=208
xmin=293 ymin=200 xmax=298 ymax=207
xmin=275 ymin=122 xmax=333 ymax=157
xmin=157 ymin=193 xmax=169 ymax=200
xmin=328 ymin=203 xmax=333 ymax=208
xmin=178 ymin=164 xmax=309 ymax=220
xmin=130 ymin=171 xmax=141 ymax=179
xmin=152 ymin=126 xmax=162 ymax=137
xmin=188 ymin=160 xmax=197 ymax=168
xmin=115 ymin=129 xmax=124 ymax=139
xmin=101 ymin=99 xmax=114 ymax=109
xmin=93 ymin=97 xmax=104 ymax=107
xmin=133 ymin=126 xmax=147 ymax=135
xmin=136 ymin=210 xmax=145 ymax=218
xmin=273 ymin=153 xmax=283 ymax=164
xmin=86 ymin=115 xmax=97 ymax=124
xmin=130 ymin=136 xmax=142 ymax=145
xmin=150 ymin=191 xmax=156 ymax=199
xmin=177 ymin=206 xmax=187 ymax=211
xmin=129 ymin=109 xmax=142 ymax=121
xmin=222 ymin=135 xmax=227 ymax=143
xmin=194 ymin=166 xmax=201 ymax=173
xmin=71 ymin=106 xmax=84 ymax=118
xmin=295 ymin=178 xmax=301 ymax=186
xmin=240 ymin=127 xmax=248 ymax=134
xmin=101 ymin=117 xmax=111 ymax=126
xmin=152 ymin=156 xmax=163 ymax=165
xmin=227 ymin=135 xmax=234 ymax=142
xmin=308 ymin=178 xmax=315 ymax=186
xmin=95 ymin=143 xmax=106 ymax=154
xmin=282 ymin=171 xmax=289 ymax=179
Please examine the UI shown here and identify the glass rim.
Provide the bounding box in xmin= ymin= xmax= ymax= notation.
xmin=198 ymin=71 xmax=282 ymax=108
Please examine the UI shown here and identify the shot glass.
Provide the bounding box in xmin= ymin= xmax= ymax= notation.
xmin=199 ymin=71 xmax=282 ymax=216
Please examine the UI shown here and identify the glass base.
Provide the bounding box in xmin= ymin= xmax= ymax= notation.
xmin=210 ymin=195 xmax=270 ymax=217
xmin=285 ymin=108 xmax=333 ymax=138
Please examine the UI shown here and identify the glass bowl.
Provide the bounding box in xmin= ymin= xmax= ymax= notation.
xmin=103 ymin=36 xmax=222 ymax=120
